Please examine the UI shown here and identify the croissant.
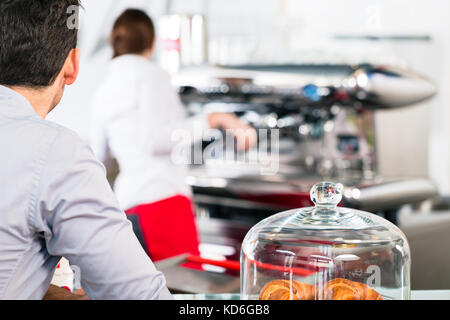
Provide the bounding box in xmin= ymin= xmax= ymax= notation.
xmin=353 ymin=281 xmax=383 ymax=300
xmin=259 ymin=278 xmax=383 ymax=300
xmin=322 ymin=278 xmax=359 ymax=300
xmin=323 ymin=278 xmax=383 ymax=300
xmin=259 ymin=280 xmax=316 ymax=300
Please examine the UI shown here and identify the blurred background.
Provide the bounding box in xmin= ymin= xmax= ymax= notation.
xmin=49 ymin=0 xmax=450 ymax=291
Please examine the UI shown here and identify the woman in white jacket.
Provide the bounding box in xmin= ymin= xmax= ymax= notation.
xmin=90 ymin=9 xmax=254 ymax=262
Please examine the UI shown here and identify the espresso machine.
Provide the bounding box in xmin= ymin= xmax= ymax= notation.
xmin=172 ymin=63 xmax=438 ymax=262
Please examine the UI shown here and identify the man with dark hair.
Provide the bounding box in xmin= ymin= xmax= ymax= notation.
xmin=0 ymin=1 xmax=171 ymax=300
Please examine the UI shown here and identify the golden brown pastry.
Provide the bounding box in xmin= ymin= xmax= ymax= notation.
xmin=323 ymin=278 xmax=383 ymax=300
xmin=259 ymin=280 xmax=316 ymax=300
xmin=259 ymin=278 xmax=383 ymax=300
xmin=323 ymin=278 xmax=361 ymax=300
xmin=352 ymin=281 xmax=383 ymax=300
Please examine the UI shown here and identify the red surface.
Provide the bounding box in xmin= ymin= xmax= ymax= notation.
xmin=126 ymin=195 xmax=200 ymax=262
xmin=240 ymin=192 xmax=314 ymax=209
xmin=187 ymin=255 xmax=241 ymax=271
xmin=186 ymin=255 xmax=317 ymax=277
xmin=246 ymin=257 xmax=317 ymax=277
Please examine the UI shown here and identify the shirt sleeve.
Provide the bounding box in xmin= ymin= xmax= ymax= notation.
xmin=30 ymin=128 xmax=172 ymax=300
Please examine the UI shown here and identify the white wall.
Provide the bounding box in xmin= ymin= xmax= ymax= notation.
xmin=48 ymin=0 xmax=450 ymax=195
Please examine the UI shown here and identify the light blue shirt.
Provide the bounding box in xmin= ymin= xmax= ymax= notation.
xmin=0 ymin=85 xmax=172 ymax=300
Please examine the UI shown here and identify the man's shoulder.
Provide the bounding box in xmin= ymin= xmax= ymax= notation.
xmin=33 ymin=119 xmax=105 ymax=179
xmin=21 ymin=117 xmax=93 ymax=162
xmin=25 ymin=116 xmax=84 ymax=145
xmin=49 ymin=123 xmax=92 ymax=158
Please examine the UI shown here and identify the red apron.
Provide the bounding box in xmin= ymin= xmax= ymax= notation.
xmin=125 ymin=195 xmax=200 ymax=262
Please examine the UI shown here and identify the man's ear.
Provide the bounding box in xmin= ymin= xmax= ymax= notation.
xmin=63 ymin=48 xmax=80 ymax=86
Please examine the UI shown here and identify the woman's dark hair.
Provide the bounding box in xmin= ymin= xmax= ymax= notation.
xmin=111 ymin=9 xmax=155 ymax=58
xmin=0 ymin=0 xmax=81 ymax=88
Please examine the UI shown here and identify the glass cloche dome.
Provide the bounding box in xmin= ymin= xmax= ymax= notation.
xmin=241 ymin=182 xmax=411 ymax=300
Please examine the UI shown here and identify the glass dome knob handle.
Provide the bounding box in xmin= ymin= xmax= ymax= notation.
xmin=310 ymin=182 xmax=343 ymax=207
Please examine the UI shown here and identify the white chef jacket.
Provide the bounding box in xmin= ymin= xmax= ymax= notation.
xmin=90 ymin=54 xmax=208 ymax=210
xmin=0 ymin=85 xmax=171 ymax=300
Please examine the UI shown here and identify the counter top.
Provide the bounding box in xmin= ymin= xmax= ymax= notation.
xmin=174 ymin=291 xmax=450 ymax=300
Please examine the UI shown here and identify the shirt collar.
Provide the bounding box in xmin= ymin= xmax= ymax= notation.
xmin=0 ymin=85 xmax=38 ymax=118
xmin=110 ymin=54 xmax=150 ymax=69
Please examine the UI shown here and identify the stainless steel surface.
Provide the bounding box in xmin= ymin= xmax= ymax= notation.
xmin=188 ymin=166 xmax=438 ymax=213
xmin=175 ymin=63 xmax=438 ymax=225
xmin=343 ymin=178 xmax=439 ymax=211
xmin=155 ymin=254 xmax=240 ymax=295
xmin=347 ymin=66 xmax=437 ymax=109
xmin=160 ymin=266 xmax=240 ymax=294
xmin=175 ymin=64 xmax=437 ymax=109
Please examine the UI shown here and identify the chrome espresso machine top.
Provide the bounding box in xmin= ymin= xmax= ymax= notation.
xmin=173 ymin=64 xmax=438 ymax=225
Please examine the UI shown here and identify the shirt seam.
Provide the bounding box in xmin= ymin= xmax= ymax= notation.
xmin=26 ymin=126 xmax=62 ymax=230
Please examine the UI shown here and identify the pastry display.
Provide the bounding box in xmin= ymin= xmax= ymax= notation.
xmin=259 ymin=278 xmax=383 ymax=300
xmin=259 ymin=280 xmax=316 ymax=300
xmin=242 ymin=182 xmax=411 ymax=300
xmin=323 ymin=278 xmax=383 ymax=300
